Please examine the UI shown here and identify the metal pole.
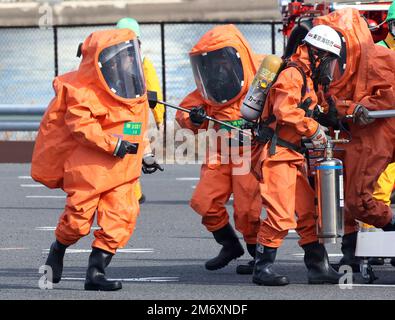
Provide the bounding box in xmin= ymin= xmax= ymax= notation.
xmin=0 ymin=105 xmax=46 ymax=115
xmin=156 ymin=99 xmax=252 ymax=137
xmin=53 ymin=26 xmax=59 ymax=77
xmin=367 ymin=109 xmax=395 ymax=119
xmin=271 ymin=22 xmax=276 ymax=55
xmin=344 ymin=109 xmax=395 ymax=119
xmin=0 ymin=122 xmax=40 ymax=131
xmin=160 ymin=22 xmax=167 ymax=152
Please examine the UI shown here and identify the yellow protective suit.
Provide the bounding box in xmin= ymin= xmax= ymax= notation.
xmin=143 ymin=56 xmax=164 ymax=127
xmin=373 ymin=163 xmax=395 ymax=206
xmin=133 ymin=56 xmax=164 ymax=202
xmin=31 ymin=29 xmax=149 ymax=254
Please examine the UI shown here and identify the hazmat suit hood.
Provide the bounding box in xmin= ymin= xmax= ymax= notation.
xmin=314 ymin=8 xmax=395 ymax=112
xmin=76 ymin=28 xmax=146 ymax=107
xmin=189 ymin=24 xmax=260 ymax=107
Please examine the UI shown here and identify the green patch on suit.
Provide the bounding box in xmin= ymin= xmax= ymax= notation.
xmin=219 ymin=119 xmax=244 ymax=131
xmin=123 ymin=122 xmax=142 ymax=136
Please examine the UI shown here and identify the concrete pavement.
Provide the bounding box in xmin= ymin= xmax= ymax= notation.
xmin=0 ymin=163 xmax=395 ymax=300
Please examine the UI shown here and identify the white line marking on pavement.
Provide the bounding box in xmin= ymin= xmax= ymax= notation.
xmin=62 ymin=277 xmax=179 ymax=283
xmin=35 ymin=226 xmax=100 ymax=231
xmin=42 ymin=248 xmax=154 ymax=254
xmin=26 ymin=195 xmax=66 ymax=199
xmin=0 ymin=247 xmax=28 ymax=251
xmin=63 ymin=0 xmax=184 ymax=6
xmin=176 ymin=177 xmax=200 ymax=181
xmin=18 ymin=176 xmax=32 ymax=179
xmin=20 ymin=184 xmax=45 ymax=188
xmin=339 ymin=284 xmax=395 ymax=288
xmin=293 ymin=253 xmax=343 ymax=257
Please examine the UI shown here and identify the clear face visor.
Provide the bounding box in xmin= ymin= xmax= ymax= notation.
xmin=190 ymin=47 xmax=244 ymax=104
xmin=98 ymin=39 xmax=145 ymax=99
xmin=389 ymin=20 xmax=395 ymax=36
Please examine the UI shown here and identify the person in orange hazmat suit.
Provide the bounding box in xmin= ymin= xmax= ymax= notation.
xmin=312 ymin=8 xmax=395 ymax=272
xmin=251 ymin=24 xmax=343 ymax=286
xmin=175 ymin=25 xmax=263 ymax=275
xmin=31 ymin=29 xmax=150 ymax=291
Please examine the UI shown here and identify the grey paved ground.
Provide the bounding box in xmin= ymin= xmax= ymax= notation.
xmin=0 ymin=163 xmax=394 ymax=300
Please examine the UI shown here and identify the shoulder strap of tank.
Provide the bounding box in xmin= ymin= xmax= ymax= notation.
xmin=259 ymin=59 xmax=309 ymax=156
xmin=284 ymin=61 xmax=307 ymax=98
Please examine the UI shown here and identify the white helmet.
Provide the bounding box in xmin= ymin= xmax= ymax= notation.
xmin=303 ymin=25 xmax=342 ymax=57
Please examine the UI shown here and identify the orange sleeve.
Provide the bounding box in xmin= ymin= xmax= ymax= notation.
xmin=358 ymin=84 xmax=395 ymax=111
xmin=333 ymin=85 xmax=394 ymax=118
xmin=271 ymin=68 xmax=318 ymax=138
xmin=176 ymin=90 xmax=209 ymax=134
xmin=64 ymin=96 xmax=119 ymax=155
xmin=331 ymin=98 xmax=357 ymax=117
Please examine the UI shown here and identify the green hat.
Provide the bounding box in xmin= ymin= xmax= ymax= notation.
xmin=116 ymin=17 xmax=141 ymax=38
xmin=387 ymin=1 xmax=395 ymax=22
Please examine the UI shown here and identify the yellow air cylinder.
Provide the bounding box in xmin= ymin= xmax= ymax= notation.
xmin=241 ymin=54 xmax=283 ymax=121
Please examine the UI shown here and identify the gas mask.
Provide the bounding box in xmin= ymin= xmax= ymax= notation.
xmin=190 ymin=46 xmax=244 ymax=104
xmin=308 ymin=45 xmax=337 ymax=92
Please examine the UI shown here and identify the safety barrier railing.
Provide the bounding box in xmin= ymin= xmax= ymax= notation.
xmin=0 ymin=104 xmax=46 ymax=131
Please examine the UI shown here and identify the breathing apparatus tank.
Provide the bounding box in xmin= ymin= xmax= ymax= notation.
xmin=241 ymin=54 xmax=283 ymax=121
xmin=314 ymin=135 xmax=348 ymax=244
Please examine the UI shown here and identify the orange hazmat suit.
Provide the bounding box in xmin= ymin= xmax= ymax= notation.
xmin=31 ymin=29 xmax=149 ymax=254
xmin=255 ymin=44 xmax=320 ymax=248
xmin=315 ymin=8 xmax=395 ymax=233
xmin=176 ymin=25 xmax=262 ymax=244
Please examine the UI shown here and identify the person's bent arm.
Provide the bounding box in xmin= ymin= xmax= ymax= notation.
xmin=176 ymin=90 xmax=209 ymax=134
xmin=64 ymin=102 xmax=119 ymax=155
xmin=271 ymin=68 xmax=318 ymax=138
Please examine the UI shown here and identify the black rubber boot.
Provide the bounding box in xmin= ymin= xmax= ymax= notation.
xmin=45 ymin=240 xmax=68 ymax=284
xmin=332 ymin=232 xmax=361 ymax=273
xmin=84 ymin=248 xmax=122 ymax=291
xmin=252 ymin=244 xmax=289 ymax=286
xmin=368 ymin=257 xmax=385 ymax=265
xmin=383 ymin=223 xmax=395 ymax=231
xmin=236 ymin=244 xmax=256 ymax=275
xmin=205 ymin=224 xmax=244 ymax=271
xmin=302 ymin=242 xmax=342 ymax=284
xmin=139 ymin=194 xmax=146 ymax=204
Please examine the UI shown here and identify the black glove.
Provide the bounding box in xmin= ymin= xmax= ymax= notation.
xmin=353 ymin=104 xmax=374 ymax=126
xmin=241 ymin=120 xmax=257 ymax=130
xmin=114 ymin=140 xmax=139 ymax=158
xmin=253 ymin=123 xmax=274 ymax=145
xmin=316 ymin=96 xmax=339 ymax=129
xmin=189 ymin=107 xmax=207 ymax=126
xmin=142 ymin=153 xmax=164 ymax=174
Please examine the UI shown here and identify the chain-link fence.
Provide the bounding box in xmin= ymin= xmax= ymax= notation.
xmin=0 ymin=22 xmax=284 ymax=117
xmin=0 ymin=21 xmax=284 ymax=147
